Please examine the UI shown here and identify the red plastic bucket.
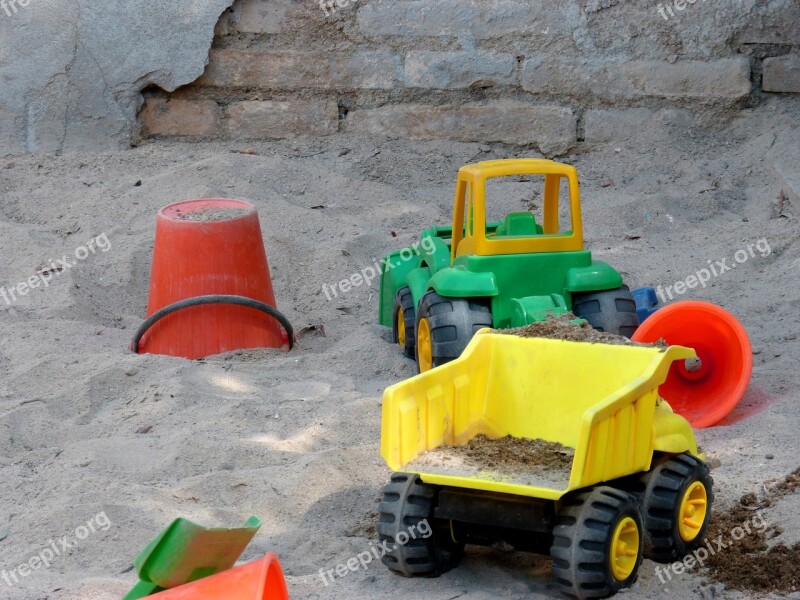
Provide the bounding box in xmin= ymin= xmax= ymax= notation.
xmin=150 ymin=553 xmax=289 ymax=600
xmin=135 ymin=199 xmax=291 ymax=359
xmin=632 ymin=301 xmax=752 ymax=428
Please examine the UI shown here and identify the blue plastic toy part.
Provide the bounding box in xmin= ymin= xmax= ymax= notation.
xmin=631 ymin=287 xmax=661 ymax=322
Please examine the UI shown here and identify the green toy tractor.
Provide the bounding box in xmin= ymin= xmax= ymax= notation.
xmin=378 ymin=159 xmax=640 ymax=372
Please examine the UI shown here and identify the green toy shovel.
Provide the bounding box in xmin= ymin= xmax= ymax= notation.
xmin=123 ymin=516 xmax=261 ymax=600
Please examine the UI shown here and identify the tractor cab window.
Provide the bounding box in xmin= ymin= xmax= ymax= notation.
xmin=485 ymin=175 xmax=573 ymax=238
xmin=456 ymin=182 xmax=474 ymax=236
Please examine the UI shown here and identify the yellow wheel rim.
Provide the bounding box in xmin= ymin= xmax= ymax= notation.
xmin=417 ymin=317 xmax=433 ymax=372
xmin=678 ymin=481 xmax=708 ymax=542
xmin=397 ymin=308 xmax=406 ymax=347
xmin=610 ymin=517 xmax=639 ymax=582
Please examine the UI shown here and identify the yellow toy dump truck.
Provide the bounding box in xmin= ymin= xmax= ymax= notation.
xmin=378 ymin=332 xmax=713 ymax=599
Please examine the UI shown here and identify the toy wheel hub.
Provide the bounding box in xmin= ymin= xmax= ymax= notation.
xmin=610 ymin=517 xmax=639 ymax=582
xmin=417 ymin=318 xmax=433 ymax=372
xmin=679 ymin=481 xmax=708 ymax=542
xmin=397 ymin=308 xmax=406 ymax=347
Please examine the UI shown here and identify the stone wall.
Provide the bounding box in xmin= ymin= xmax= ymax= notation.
xmin=0 ymin=0 xmax=235 ymax=155
xmin=139 ymin=0 xmax=799 ymax=155
xmin=0 ymin=0 xmax=795 ymax=155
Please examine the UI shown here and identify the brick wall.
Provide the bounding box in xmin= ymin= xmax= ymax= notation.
xmin=138 ymin=0 xmax=799 ymax=155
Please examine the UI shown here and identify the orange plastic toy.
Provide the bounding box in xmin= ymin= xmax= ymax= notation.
xmin=150 ymin=553 xmax=289 ymax=600
xmin=133 ymin=199 xmax=293 ymax=359
xmin=632 ymin=300 xmax=752 ymax=428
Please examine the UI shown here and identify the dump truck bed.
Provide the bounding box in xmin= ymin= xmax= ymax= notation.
xmin=381 ymin=331 xmax=697 ymax=500
xmin=404 ymin=434 xmax=575 ymax=490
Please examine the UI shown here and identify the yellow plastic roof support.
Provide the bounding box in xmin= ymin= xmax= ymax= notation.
xmin=380 ymin=332 xmax=699 ymax=500
xmin=451 ymin=160 xmax=584 ymax=260
xmin=458 ymin=159 xmax=577 ymax=179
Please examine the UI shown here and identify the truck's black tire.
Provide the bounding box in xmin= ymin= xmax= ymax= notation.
xmin=572 ymin=285 xmax=640 ymax=338
xmin=415 ymin=291 xmax=492 ymax=372
xmin=640 ymin=453 xmax=713 ymax=562
xmin=393 ymin=286 xmax=416 ymax=358
xmin=377 ymin=473 xmax=464 ymax=577
xmin=551 ymin=486 xmax=644 ymax=599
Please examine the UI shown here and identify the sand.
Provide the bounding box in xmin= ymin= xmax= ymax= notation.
xmin=700 ymin=467 xmax=800 ymax=593
xmin=0 ymin=96 xmax=798 ymax=600
xmin=500 ymin=312 xmax=667 ymax=347
xmin=406 ymin=435 xmax=575 ymax=490
xmin=172 ymin=207 xmax=254 ymax=222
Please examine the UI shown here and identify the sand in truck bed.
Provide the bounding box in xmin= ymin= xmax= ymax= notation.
xmin=498 ymin=312 xmax=667 ymax=348
xmin=406 ymin=435 xmax=575 ymax=490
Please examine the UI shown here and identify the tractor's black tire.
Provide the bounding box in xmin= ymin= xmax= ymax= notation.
xmin=392 ymin=286 xmax=416 ymax=358
xmin=572 ymin=285 xmax=640 ymax=338
xmin=377 ymin=473 xmax=464 ymax=577
xmin=640 ymin=453 xmax=714 ymax=562
xmin=551 ymin=486 xmax=644 ymax=599
xmin=415 ymin=291 xmax=492 ymax=372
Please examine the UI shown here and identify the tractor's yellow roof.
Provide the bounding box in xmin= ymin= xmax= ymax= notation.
xmin=459 ymin=159 xmax=578 ymax=180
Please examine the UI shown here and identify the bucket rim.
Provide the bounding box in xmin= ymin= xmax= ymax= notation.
xmin=158 ymin=198 xmax=257 ymax=223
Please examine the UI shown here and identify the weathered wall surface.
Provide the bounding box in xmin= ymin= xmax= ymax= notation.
xmin=0 ymin=0 xmax=234 ymax=155
xmin=0 ymin=0 xmax=797 ymax=156
xmin=139 ymin=0 xmax=800 ymax=155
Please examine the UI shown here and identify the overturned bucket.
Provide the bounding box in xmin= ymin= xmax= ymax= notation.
xmin=149 ymin=553 xmax=289 ymax=600
xmin=132 ymin=199 xmax=293 ymax=359
xmin=632 ymin=300 xmax=752 ymax=428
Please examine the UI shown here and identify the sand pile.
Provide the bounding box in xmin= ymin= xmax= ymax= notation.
xmin=499 ymin=312 xmax=665 ymax=347
xmin=699 ymin=467 xmax=800 ymax=593
xmin=0 ymin=98 xmax=797 ymax=599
